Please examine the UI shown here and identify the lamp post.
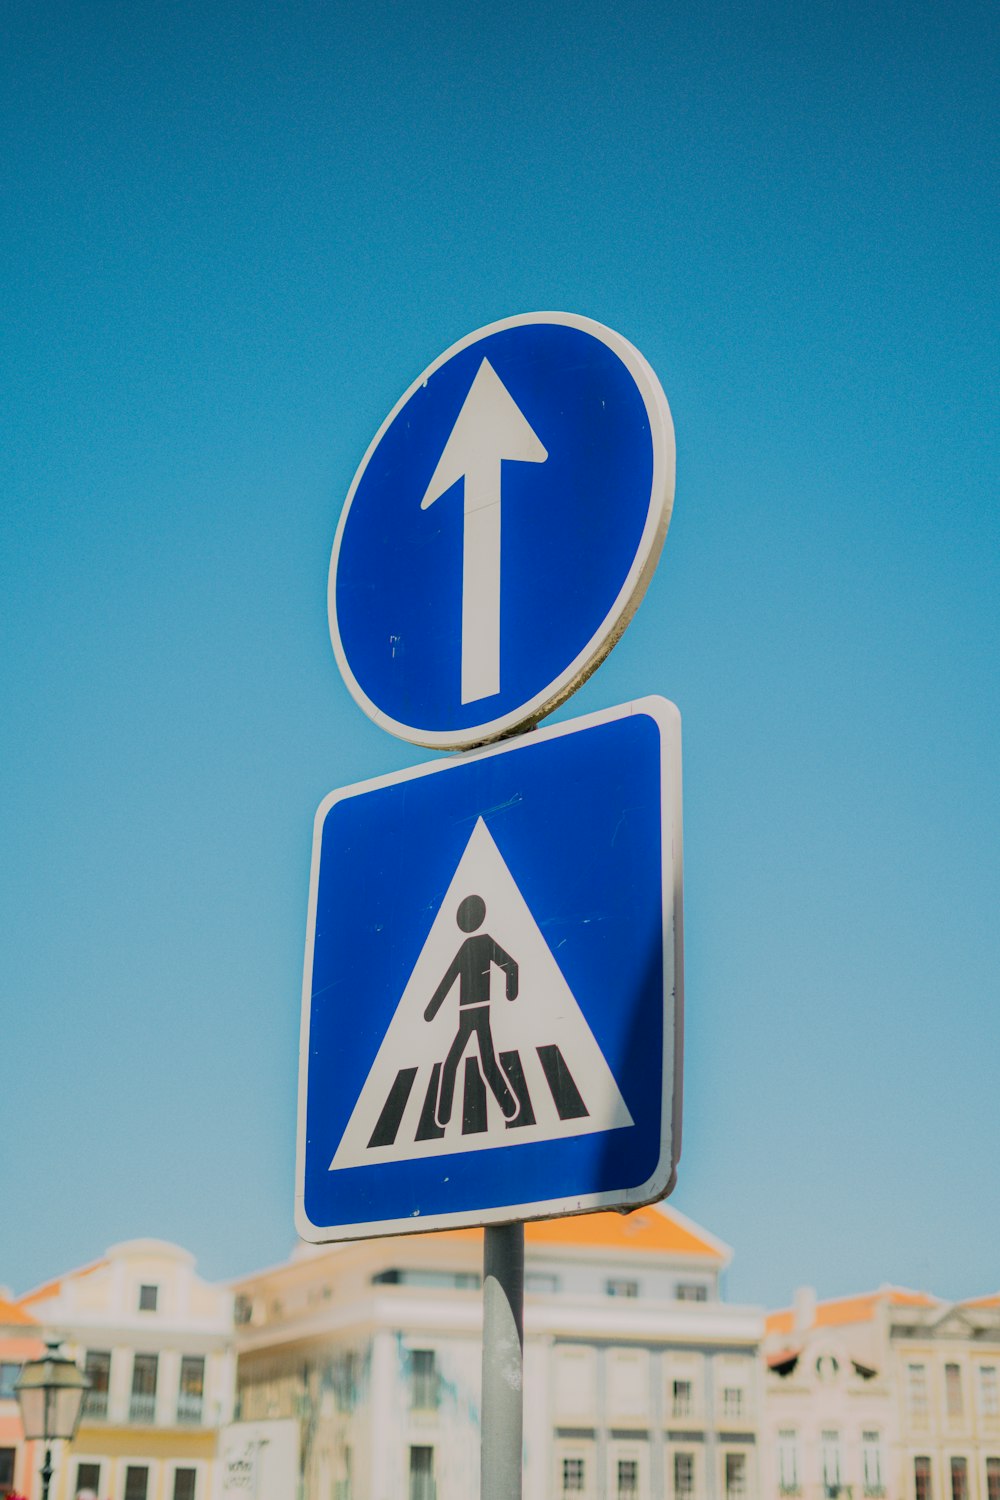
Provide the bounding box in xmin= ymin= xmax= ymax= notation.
xmin=13 ymin=1340 xmax=89 ymax=1500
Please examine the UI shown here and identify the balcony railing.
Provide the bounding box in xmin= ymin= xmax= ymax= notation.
xmin=80 ymin=1393 xmax=211 ymax=1427
xmin=82 ymin=1390 xmax=109 ymax=1421
xmin=129 ymin=1393 xmax=157 ymax=1424
xmin=176 ymin=1393 xmax=204 ymax=1425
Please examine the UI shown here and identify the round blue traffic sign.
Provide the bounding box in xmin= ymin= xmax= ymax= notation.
xmin=330 ymin=312 xmax=675 ymax=748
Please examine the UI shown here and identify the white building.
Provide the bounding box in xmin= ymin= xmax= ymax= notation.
xmin=20 ymin=1239 xmax=236 ymax=1500
xmin=233 ymin=1204 xmax=764 ymax=1500
xmin=761 ymin=1287 xmax=908 ymax=1500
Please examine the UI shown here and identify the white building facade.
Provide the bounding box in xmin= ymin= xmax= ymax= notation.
xmin=761 ymin=1290 xmax=900 ymax=1500
xmin=232 ymin=1205 xmax=764 ymax=1500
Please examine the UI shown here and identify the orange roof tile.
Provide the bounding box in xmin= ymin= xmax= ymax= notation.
xmin=19 ymin=1257 xmax=107 ymax=1306
xmin=19 ymin=1277 xmax=62 ymax=1306
xmin=816 ymin=1293 xmax=881 ymax=1327
xmin=885 ymin=1289 xmax=938 ymax=1307
xmin=425 ymin=1206 xmax=725 ymax=1260
xmin=768 ymin=1287 xmax=938 ymax=1333
xmin=239 ymin=1206 xmax=727 ymax=1289
xmin=525 ymin=1207 xmax=724 ymax=1258
xmin=0 ymin=1296 xmax=38 ymax=1327
xmin=961 ymin=1293 xmax=1000 ymax=1309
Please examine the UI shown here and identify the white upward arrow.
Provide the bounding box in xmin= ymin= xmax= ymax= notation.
xmin=420 ymin=358 xmax=547 ymax=705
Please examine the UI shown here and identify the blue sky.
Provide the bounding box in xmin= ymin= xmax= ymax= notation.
xmin=2 ymin=0 xmax=996 ymax=1307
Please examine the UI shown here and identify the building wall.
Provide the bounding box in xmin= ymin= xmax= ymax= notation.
xmin=232 ymin=1214 xmax=763 ymax=1500
xmin=762 ymin=1332 xmax=895 ymax=1500
xmin=21 ymin=1240 xmax=235 ymax=1500
xmin=890 ymin=1314 xmax=1000 ymax=1500
xmin=0 ymin=1319 xmax=45 ymax=1499
xmin=760 ymin=1298 xmax=1000 ymax=1500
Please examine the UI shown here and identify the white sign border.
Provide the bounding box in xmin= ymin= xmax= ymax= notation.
xmin=328 ymin=312 xmax=676 ymax=750
xmin=295 ymin=694 xmax=683 ymax=1244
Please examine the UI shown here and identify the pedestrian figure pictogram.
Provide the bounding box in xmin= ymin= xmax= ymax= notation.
xmin=424 ymin=894 xmax=519 ymax=1126
xmin=328 ymin=816 xmax=633 ymax=1171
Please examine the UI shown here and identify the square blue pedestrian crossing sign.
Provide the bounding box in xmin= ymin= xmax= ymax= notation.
xmin=295 ymin=696 xmax=683 ymax=1241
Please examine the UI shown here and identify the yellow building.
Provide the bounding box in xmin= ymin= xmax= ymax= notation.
xmin=889 ymin=1292 xmax=1000 ymax=1500
xmin=762 ymin=1288 xmax=1000 ymax=1500
xmin=19 ymin=1239 xmax=236 ymax=1500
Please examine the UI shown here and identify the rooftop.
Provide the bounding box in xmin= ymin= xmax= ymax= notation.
xmin=0 ymin=1294 xmax=38 ymax=1328
xmin=766 ymin=1287 xmax=939 ymax=1336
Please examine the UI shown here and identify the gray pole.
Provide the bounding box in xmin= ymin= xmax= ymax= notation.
xmin=481 ymin=1221 xmax=524 ymax=1500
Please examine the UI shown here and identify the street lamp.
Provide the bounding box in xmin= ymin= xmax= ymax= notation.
xmin=14 ymin=1341 xmax=89 ymax=1500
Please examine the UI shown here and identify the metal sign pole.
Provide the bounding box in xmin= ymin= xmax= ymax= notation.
xmin=481 ymin=1222 xmax=524 ymax=1500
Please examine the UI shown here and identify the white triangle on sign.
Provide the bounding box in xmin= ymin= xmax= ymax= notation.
xmin=330 ymin=817 xmax=633 ymax=1170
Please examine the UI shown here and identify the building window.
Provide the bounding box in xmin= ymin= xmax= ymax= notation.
xmin=563 ymin=1456 xmax=586 ymax=1494
xmin=409 ymin=1446 xmax=436 ymax=1500
xmin=526 ymin=1272 xmax=560 ymax=1294
xmin=986 ymin=1459 xmax=1000 ymax=1500
xmin=373 ymin=1268 xmax=481 ymax=1290
xmin=83 ymin=1350 xmax=111 ymax=1419
xmin=862 ymin=1432 xmax=884 ymax=1495
xmin=124 ymin=1465 xmax=150 ymax=1500
xmin=410 ymin=1349 xmax=439 ymax=1410
xmin=821 ymin=1432 xmax=842 ymax=1494
xmin=130 ymin=1353 xmax=158 ymax=1423
xmin=980 ymin=1368 xmax=1000 ymax=1417
xmin=618 ymin=1458 xmax=639 ymax=1498
xmin=723 ymin=1387 xmax=744 ymax=1419
xmin=0 ymin=1363 xmax=20 ymax=1399
xmin=914 ymin=1457 xmax=932 ymax=1500
xmin=138 ymin=1283 xmax=158 ymax=1312
xmin=672 ymin=1380 xmax=694 ymax=1418
xmin=607 ymin=1279 xmax=639 ymax=1299
xmin=76 ymin=1462 xmax=102 ymax=1493
xmin=778 ymin=1430 xmax=799 ymax=1493
xmin=676 ymin=1283 xmax=709 ymax=1302
xmin=177 ymin=1356 xmax=205 ymax=1424
xmin=909 ymin=1365 xmax=930 ymax=1418
xmin=946 ymin=1365 xmax=964 ymax=1418
xmin=172 ymin=1470 xmax=196 ymax=1500
xmin=0 ymin=1450 xmax=14 ymax=1489
xmin=675 ymin=1451 xmax=695 ymax=1499
xmin=950 ymin=1459 xmax=968 ymax=1500
xmin=726 ymin=1454 xmax=747 ymax=1500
